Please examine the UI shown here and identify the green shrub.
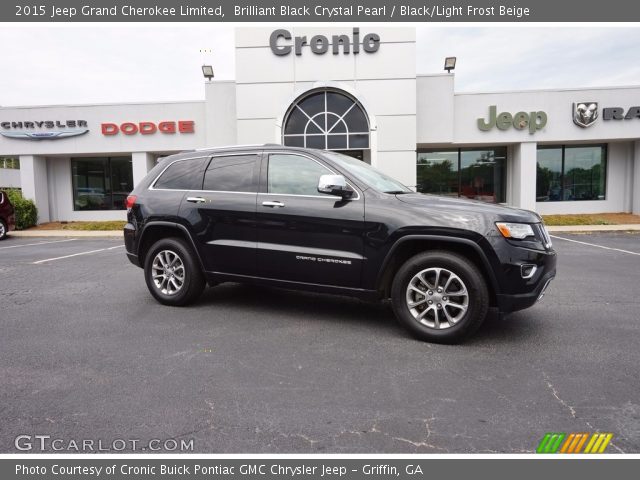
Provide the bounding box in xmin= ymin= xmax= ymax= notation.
xmin=4 ymin=189 xmax=38 ymax=230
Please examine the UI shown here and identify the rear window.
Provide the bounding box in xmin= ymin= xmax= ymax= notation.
xmin=203 ymin=155 xmax=258 ymax=192
xmin=153 ymin=158 xmax=205 ymax=190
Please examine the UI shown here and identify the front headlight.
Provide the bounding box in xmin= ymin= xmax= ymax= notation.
xmin=496 ymin=222 xmax=535 ymax=240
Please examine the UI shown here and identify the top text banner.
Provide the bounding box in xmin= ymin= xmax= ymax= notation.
xmin=5 ymin=0 xmax=640 ymax=22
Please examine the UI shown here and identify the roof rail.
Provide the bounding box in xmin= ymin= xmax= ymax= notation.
xmin=194 ymin=143 xmax=282 ymax=152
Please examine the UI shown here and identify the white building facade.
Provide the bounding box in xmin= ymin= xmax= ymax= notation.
xmin=1 ymin=26 xmax=639 ymax=222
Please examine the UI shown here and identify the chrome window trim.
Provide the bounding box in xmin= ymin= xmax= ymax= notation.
xmin=265 ymin=151 xmax=361 ymax=201
xmin=148 ymin=150 xmax=361 ymax=200
xmin=150 ymin=188 xmax=258 ymax=195
xmin=260 ymin=192 xmax=349 ymax=200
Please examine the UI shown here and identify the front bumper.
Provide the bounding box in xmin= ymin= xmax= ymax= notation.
xmin=497 ymin=269 xmax=555 ymax=314
xmin=491 ymin=238 xmax=557 ymax=314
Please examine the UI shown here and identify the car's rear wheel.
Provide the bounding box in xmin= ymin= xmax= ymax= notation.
xmin=0 ymin=219 xmax=7 ymax=240
xmin=144 ymin=237 xmax=205 ymax=306
xmin=391 ymin=251 xmax=489 ymax=344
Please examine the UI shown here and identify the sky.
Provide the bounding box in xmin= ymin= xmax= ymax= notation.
xmin=1 ymin=26 xmax=640 ymax=106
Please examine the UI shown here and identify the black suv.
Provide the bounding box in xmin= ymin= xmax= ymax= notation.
xmin=124 ymin=145 xmax=556 ymax=343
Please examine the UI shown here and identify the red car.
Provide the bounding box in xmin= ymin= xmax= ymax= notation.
xmin=0 ymin=190 xmax=16 ymax=240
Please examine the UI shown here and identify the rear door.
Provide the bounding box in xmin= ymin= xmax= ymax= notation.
xmin=179 ymin=151 xmax=261 ymax=275
xmin=255 ymin=152 xmax=365 ymax=288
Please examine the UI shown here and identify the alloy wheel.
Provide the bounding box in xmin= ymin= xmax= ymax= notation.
xmin=405 ymin=267 xmax=469 ymax=329
xmin=151 ymin=250 xmax=185 ymax=296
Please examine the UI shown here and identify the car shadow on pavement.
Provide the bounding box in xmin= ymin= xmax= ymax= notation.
xmin=197 ymin=282 xmax=403 ymax=334
xmin=196 ymin=282 xmax=540 ymax=345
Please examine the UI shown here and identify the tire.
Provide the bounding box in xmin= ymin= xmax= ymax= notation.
xmin=0 ymin=219 xmax=7 ymax=240
xmin=144 ymin=237 xmax=205 ymax=306
xmin=391 ymin=251 xmax=489 ymax=344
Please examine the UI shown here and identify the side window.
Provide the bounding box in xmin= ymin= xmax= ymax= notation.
xmin=154 ymin=159 xmax=204 ymax=190
xmin=268 ymin=154 xmax=331 ymax=196
xmin=203 ymin=155 xmax=257 ymax=192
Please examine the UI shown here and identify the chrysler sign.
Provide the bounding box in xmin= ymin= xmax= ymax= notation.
xmin=0 ymin=119 xmax=89 ymax=140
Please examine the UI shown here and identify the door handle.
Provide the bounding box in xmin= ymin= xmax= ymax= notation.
xmin=262 ymin=201 xmax=285 ymax=208
xmin=186 ymin=196 xmax=206 ymax=203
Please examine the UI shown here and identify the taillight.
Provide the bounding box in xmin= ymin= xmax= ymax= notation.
xmin=125 ymin=195 xmax=137 ymax=209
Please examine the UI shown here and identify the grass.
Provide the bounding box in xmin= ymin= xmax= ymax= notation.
xmin=31 ymin=221 xmax=127 ymax=231
xmin=542 ymin=213 xmax=640 ymax=226
xmin=542 ymin=215 xmax=611 ymax=226
xmin=61 ymin=221 xmax=127 ymax=231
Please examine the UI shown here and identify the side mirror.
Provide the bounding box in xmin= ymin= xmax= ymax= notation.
xmin=318 ymin=174 xmax=354 ymax=199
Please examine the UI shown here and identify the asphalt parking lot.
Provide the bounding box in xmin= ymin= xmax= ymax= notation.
xmin=0 ymin=232 xmax=638 ymax=453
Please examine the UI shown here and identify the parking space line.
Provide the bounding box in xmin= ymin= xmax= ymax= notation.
xmin=550 ymin=235 xmax=640 ymax=256
xmin=0 ymin=238 xmax=78 ymax=250
xmin=32 ymin=245 xmax=125 ymax=264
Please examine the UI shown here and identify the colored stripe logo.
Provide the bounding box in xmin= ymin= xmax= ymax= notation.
xmin=536 ymin=432 xmax=613 ymax=453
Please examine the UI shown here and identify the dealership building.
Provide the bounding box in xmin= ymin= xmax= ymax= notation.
xmin=1 ymin=26 xmax=640 ymax=223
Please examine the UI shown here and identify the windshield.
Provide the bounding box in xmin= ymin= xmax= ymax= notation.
xmin=323 ymin=152 xmax=411 ymax=193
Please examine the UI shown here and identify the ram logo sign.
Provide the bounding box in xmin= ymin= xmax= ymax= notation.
xmin=573 ymin=102 xmax=599 ymax=128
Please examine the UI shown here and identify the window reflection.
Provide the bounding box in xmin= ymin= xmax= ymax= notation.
xmin=416 ymin=147 xmax=506 ymax=204
xmin=536 ymin=145 xmax=606 ymax=202
xmin=72 ymin=157 xmax=133 ymax=211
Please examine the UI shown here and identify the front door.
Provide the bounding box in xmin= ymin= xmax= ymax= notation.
xmin=255 ymin=152 xmax=365 ymax=288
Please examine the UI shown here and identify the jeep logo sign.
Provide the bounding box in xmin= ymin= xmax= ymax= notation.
xmin=270 ymin=28 xmax=380 ymax=56
xmin=477 ymin=106 xmax=547 ymax=134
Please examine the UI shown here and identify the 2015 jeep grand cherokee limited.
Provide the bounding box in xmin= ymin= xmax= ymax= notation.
xmin=124 ymin=145 xmax=556 ymax=343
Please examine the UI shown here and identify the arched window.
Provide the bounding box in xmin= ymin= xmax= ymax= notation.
xmin=282 ymin=89 xmax=369 ymax=150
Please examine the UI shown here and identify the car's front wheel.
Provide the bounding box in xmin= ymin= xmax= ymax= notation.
xmin=391 ymin=251 xmax=489 ymax=344
xmin=144 ymin=237 xmax=205 ymax=306
xmin=0 ymin=219 xmax=7 ymax=240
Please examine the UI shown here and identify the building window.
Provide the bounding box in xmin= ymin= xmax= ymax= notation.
xmin=0 ymin=157 xmax=20 ymax=169
xmin=282 ymin=88 xmax=369 ymax=151
xmin=536 ymin=145 xmax=607 ymax=202
xmin=417 ymin=147 xmax=507 ymax=203
xmin=71 ymin=157 xmax=133 ymax=211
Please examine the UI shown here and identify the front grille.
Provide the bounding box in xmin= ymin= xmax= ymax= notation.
xmin=535 ymin=223 xmax=552 ymax=248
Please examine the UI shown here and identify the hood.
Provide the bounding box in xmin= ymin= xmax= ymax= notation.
xmin=396 ymin=193 xmax=541 ymax=223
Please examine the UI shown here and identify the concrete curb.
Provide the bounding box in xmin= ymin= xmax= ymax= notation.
xmin=546 ymin=224 xmax=640 ymax=233
xmin=10 ymin=230 xmax=123 ymax=238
